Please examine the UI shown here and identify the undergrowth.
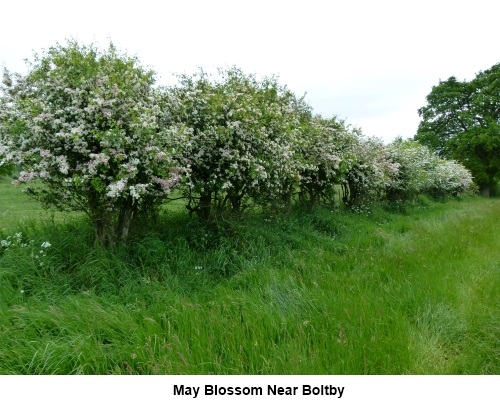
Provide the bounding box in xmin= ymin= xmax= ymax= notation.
xmin=0 ymin=196 xmax=499 ymax=374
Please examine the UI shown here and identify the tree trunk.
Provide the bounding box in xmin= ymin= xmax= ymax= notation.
xmin=480 ymin=185 xmax=490 ymax=197
xmin=346 ymin=180 xmax=359 ymax=207
xmin=88 ymin=190 xmax=115 ymax=246
xmin=198 ymin=190 xmax=212 ymax=221
xmin=229 ymin=194 xmax=242 ymax=213
xmin=93 ymin=215 xmax=114 ymax=246
xmin=117 ymin=199 xmax=135 ymax=244
xmin=282 ymin=184 xmax=293 ymax=213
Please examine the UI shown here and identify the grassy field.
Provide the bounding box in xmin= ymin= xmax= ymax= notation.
xmin=0 ymin=178 xmax=44 ymax=230
xmin=0 ymin=176 xmax=499 ymax=374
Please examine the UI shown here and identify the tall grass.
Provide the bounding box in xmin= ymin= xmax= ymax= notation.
xmin=0 ymin=193 xmax=498 ymax=374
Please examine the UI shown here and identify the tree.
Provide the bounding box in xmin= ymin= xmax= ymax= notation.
xmin=341 ymin=135 xmax=398 ymax=206
xmin=415 ymin=63 xmax=500 ymax=196
xmin=385 ymin=139 xmax=473 ymax=200
xmin=164 ymin=67 xmax=309 ymax=219
xmin=298 ymin=115 xmax=353 ymax=208
xmin=0 ymin=41 xmax=187 ymax=244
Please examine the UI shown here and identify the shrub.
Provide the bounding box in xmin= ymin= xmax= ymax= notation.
xmin=342 ymin=135 xmax=399 ymax=206
xmin=298 ymin=116 xmax=352 ymax=207
xmin=386 ymin=139 xmax=474 ymax=200
xmin=164 ymin=67 xmax=309 ymax=219
xmin=0 ymin=41 xmax=188 ymax=244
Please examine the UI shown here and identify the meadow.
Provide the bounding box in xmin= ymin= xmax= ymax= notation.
xmin=0 ymin=176 xmax=498 ymax=374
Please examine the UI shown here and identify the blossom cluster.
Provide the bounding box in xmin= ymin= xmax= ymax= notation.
xmin=385 ymin=140 xmax=474 ymax=200
xmin=0 ymin=232 xmax=30 ymax=249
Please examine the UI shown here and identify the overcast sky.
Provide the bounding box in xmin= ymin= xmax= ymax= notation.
xmin=1 ymin=0 xmax=498 ymax=142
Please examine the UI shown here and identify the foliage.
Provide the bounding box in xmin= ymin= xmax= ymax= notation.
xmin=386 ymin=139 xmax=474 ymax=200
xmin=341 ymin=135 xmax=399 ymax=206
xmin=164 ymin=67 xmax=310 ymax=219
xmin=297 ymin=116 xmax=351 ymax=207
xmin=0 ymin=41 xmax=188 ymax=244
xmin=0 ymin=161 xmax=13 ymax=177
xmin=415 ymin=63 xmax=500 ymax=193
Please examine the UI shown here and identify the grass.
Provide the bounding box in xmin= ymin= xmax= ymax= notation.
xmin=0 ymin=176 xmax=81 ymax=230
xmin=0 ymin=177 xmax=43 ymax=230
xmin=0 ymin=177 xmax=498 ymax=374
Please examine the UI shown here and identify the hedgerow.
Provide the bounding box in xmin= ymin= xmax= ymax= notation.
xmin=0 ymin=40 xmax=475 ymax=244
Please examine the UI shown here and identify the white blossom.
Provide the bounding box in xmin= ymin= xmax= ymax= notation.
xmin=0 ymin=41 xmax=188 ymax=243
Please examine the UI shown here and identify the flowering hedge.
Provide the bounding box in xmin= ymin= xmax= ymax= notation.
xmin=341 ymin=135 xmax=400 ymax=206
xmin=0 ymin=41 xmax=477 ymax=244
xmin=164 ymin=67 xmax=309 ymax=218
xmin=298 ymin=116 xmax=353 ymax=207
xmin=0 ymin=41 xmax=187 ymax=244
xmin=386 ymin=139 xmax=474 ymax=200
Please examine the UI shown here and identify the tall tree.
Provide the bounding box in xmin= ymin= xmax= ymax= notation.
xmin=415 ymin=63 xmax=500 ymax=196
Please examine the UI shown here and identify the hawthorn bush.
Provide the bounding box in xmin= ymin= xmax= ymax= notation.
xmin=0 ymin=41 xmax=188 ymax=244
xmin=164 ymin=67 xmax=309 ymax=219
xmin=297 ymin=116 xmax=352 ymax=208
xmin=341 ymin=135 xmax=399 ymax=207
xmin=385 ymin=139 xmax=474 ymax=201
xmin=425 ymin=158 xmax=475 ymax=198
xmin=385 ymin=140 xmax=436 ymax=201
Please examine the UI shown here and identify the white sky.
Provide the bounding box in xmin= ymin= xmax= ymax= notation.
xmin=1 ymin=0 xmax=498 ymax=143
